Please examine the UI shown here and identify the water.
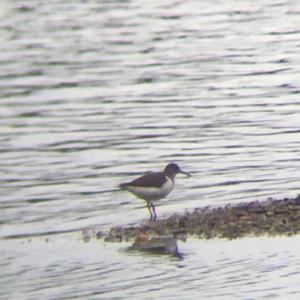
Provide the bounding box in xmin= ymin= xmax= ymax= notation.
xmin=1 ymin=0 xmax=300 ymax=298
xmin=2 ymin=236 xmax=300 ymax=299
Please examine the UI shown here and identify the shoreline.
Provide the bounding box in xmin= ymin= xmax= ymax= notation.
xmin=87 ymin=195 xmax=300 ymax=242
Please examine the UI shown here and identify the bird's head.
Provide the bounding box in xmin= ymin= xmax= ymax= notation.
xmin=164 ymin=163 xmax=191 ymax=178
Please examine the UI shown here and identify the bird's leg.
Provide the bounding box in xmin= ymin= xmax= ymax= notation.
xmin=146 ymin=201 xmax=153 ymax=221
xmin=150 ymin=202 xmax=157 ymax=221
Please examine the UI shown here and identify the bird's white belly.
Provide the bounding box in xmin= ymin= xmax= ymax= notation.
xmin=128 ymin=177 xmax=174 ymax=201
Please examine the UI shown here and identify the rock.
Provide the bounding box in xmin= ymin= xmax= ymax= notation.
xmin=104 ymin=234 xmax=123 ymax=243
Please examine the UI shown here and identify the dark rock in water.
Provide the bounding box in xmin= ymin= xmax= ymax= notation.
xmin=129 ymin=236 xmax=182 ymax=258
xmin=104 ymin=234 xmax=123 ymax=243
xmin=82 ymin=229 xmax=94 ymax=242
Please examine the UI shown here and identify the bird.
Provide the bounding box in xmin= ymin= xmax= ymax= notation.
xmin=119 ymin=163 xmax=190 ymax=221
xmin=130 ymin=234 xmax=182 ymax=258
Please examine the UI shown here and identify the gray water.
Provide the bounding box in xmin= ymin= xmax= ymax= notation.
xmin=1 ymin=0 xmax=300 ymax=299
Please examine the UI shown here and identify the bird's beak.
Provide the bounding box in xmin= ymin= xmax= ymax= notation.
xmin=179 ymin=169 xmax=191 ymax=177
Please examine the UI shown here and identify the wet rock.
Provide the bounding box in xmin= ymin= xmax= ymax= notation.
xmin=82 ymin=229 xmax=95 ymax=242
xmin=104 ymin=234 xmax=123 ymax=243
xmin=173 ymin=230 xmax=188 ymax=242
xmin=96 ymin=230 xmax=105 ymax=239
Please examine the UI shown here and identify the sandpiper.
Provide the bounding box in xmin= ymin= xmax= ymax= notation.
xmin=119 ymin=163 xmax=190 ymax=221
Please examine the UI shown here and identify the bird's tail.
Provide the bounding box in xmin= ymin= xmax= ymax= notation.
xmin=119 ymin=183 xmax=129 ymax=190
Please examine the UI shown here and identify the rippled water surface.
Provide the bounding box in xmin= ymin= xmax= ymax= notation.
xmin=1 ymin=0 xmax=300 ymax=299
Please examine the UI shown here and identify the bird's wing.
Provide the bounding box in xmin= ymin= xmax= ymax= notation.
xmin=129 ymin=172 xmax=167 ymax=188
